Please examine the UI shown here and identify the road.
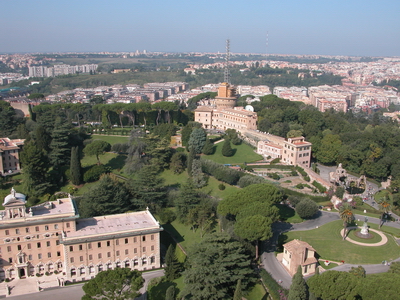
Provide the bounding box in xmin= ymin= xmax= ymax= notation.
xmin=7 ymin=269 xmax=164 ymax=300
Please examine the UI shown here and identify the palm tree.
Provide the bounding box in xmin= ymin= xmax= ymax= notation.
xmin=339 ymin=202 xmax=354 ymax=240
xmin=376 ymin=196 xmax=392 ymax=228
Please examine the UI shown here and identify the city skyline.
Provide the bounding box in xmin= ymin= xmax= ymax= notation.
xmin=1 ymin=0 xmax=399 ymax=57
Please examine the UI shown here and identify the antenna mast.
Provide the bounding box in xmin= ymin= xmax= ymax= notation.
xmin=224 ymin=39 xmax=230 ymax=84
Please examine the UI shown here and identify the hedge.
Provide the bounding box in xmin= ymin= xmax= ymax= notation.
xmin=312 ymin=180 xmax=327 ymax=193
xmin=259 ymin=269 xmax=287 ymax=300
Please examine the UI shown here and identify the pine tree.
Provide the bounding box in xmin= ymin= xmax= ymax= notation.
xmin=165 ymin=285 xmax=176 ymax=300
xmin=233 ymin=279 xmax=243 ymax=300
xmin=222 ymin=138 xmax=234 ymax=157
xmin=70 ymin=146 xmax=82 ymax=185
xmin=287 ymin=265 xmax=309 ymax=300
xmin=164 ymin=244 xmax=181 ymax=281
xmin=49 ymin=118 xmax=71 ymax=170
xmin=202 ymin=138 xmax=214 ymax=155
xmin=187 ymin=148 xmax=195 ymax=176
xmin=188 ymin=128 xmax=207 ymax=154
xmin=191 ymin=159 xmax=207 ymax=188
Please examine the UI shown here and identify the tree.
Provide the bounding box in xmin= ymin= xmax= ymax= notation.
xmin=287 ymin=266 xmax=308 ymax=300
xmin=84 ymin=140 xmax=111 ymax=165
xmin=188 ymin=128 xmax=207 ymax=154
xmin=187 ymin=148 xmax=195 ymax=176
xmin=295 ymin=198 xmax=319 ymax=219
xmin=79 ymin=174 xmax=131 ymax=218
xmin=32 ymin=124 xmax=51 ymax=153
xmin=164 ymin=244 xmax=181 ymax=281
xmin=349 ymin=265 xmax=366 ymax=278
xmin=307 ymin=270 xmax=359 ymax=300
xmin=165 ymin=285 xmax=176 ymax=300
xmin=174 ymin=179 xmax=202 ymax=223
xmin=82 ymin=268 xmax=144 ymax=300
xmin=191 ymin=158 xmax=207 ymax=188
xmin=376 ymin=196 xmax=392 ymax=228
xmin=20 ymin=140 xmax=51 ymax=197
xmin=339 ymin=202 xmax=354 ymax=240
xmin=170 ymin=152 xmax=186 ymax=174
xmin=0 ymin=100 xmax=19 ymax=136
xmin=124 ymin=129 xmax=147 ymax=174
xmin=181 ymin=233 xmax=255 ymax=300
xmin=315 ymin=134 xmax=342 ymax=165
xmin=202 ymin=138 xmax=214 ymax=155
xmin=221 ymin=138 xmax=234 ymax=157
xmin=233 ymin=279 xmax=243 ymax=300
xmin=69 ymin=146 xmax=82 ymax=185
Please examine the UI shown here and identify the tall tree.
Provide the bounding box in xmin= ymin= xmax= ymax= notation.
xmin=170 ymin=152 xmax=186 ymax=174
xmin=376 ymin=196 xmax=392 ymax=228
xmin=174 ymin=179 xmax=202 ymax=223
xmin=221 ymin=138 xmax=234 ymax=157
xmin=69 ymin=146 xmax=82 ymax=185
xmin=339 ymin=202 xmax=354 ymax=240
xmin=287 ymin=266 xmax=309 ymax=300
xmin=83 ymin=140 xmax=111 ymax=165
xmin=233 ymin=279 xmax=243 ymax=300
xmin=188 ymin=128 xmax=207 ymax=154
xmin=32 ymin=124 xmax=51 ymax=153
xmin=82 ymin=268 xmax=144 ymax=300
xmin=49 ymin=118 xmax=72 ymax=177
xmin=181 ymin=233 xmax=255 ymax=300
xmin=164 ymin=244 xmax=181 ymax=281
xmin=202 ymin=138 xmax=214 ymax=155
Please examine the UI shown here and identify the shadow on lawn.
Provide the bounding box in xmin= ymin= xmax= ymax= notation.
xmin=106 ymin=154 xmax=127 ymax=170
xmin=162 ymin=223 xmax=185 ymax=244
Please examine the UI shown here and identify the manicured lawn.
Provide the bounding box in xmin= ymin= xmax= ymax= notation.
xmin=163 ymin=219 xmax=208 ymax=251
xmin=202 ymin=141 xmax=263 ymax=165
xmin=348 ymin=228 xmax=382 ymax=243
xmin=246 ymin=283 xmax=267 ymax=300
xmin=283 ymin=220 xmax=400 ymax=264
xmin=90 ymin=134 xmax=129 ymax=145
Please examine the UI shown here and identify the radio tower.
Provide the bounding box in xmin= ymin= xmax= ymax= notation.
xmin=224 ymin=39 xmax=230 ymax=84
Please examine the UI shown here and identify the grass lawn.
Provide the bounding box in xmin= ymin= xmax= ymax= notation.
xmin=347 ymin=228 xmax=382 ymax=243
xmin=246 ymin=283 xmax=267 ymax=300
xmin=283 ymin=220 xmax=400 ymax=264
xmin=90 ymin=134 xmax=129 ymax=145
xmin=162 ymin=219 xmax=208 ymax=251
xmin=202 ymin=141 xmax=263 ymax=165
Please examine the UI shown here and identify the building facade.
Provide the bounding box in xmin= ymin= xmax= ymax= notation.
xmin=281 ymin=239 xmax=318 ymax=276
xmin=0 ymin=138 xmax=24 ymax=175
xmin=0 ymin=189 xmax=162 ymax=282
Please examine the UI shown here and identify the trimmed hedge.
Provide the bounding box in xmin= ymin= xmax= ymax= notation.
xmin=312 ymin=180 xmax=327 ymax=193
xmin=201 ymin=159 xmax=246 ymax=185
xmin=259 ymin=269 xmax=287 ymax=300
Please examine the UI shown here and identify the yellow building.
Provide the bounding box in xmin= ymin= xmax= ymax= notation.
xmin=0 ymin=189 xmax=162 ymax=281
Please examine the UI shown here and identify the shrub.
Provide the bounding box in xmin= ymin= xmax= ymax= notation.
xmin=270 ymin=158 xmax=280 ymax=164
xmin=304 ymin=175 xmax=310 ymax=182
xmin=5 ymin=278 xmax=10 ymax=282
xmin=312 ymin=180 xmax=327 ymax=193
xmin=45 ymin=272 xmax=50 ymax=276
xmin=176 ymin=147 xmax=185 ymax=152
xmin=218 ymin=183 xmax=226 ymax=190
xmin=295 ymin=183 xmax=304 ymax=189
xmin=287 ymin=196 xmax=302 ymax=207
xmin=290 ymin=170 xmax=298 ymax=176
xmin=83 ymin=164 xmax=107 ymax=182
xmin=295 ymin=198 xmax=319 ymax=219
xmin=260 ymin=269 xmax=287 ymax=300
xmin=267 ymin=172 xmax=280 ymax=180
xmin=238 ymin=175 xmax=265 ymax=188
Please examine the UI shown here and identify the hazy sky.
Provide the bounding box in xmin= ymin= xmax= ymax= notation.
xmin=1 ymin=0 xmax=399 ymax=57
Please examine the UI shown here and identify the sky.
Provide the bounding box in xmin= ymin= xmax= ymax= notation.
xmin=1 ymin=0 xmax=399 ymax=57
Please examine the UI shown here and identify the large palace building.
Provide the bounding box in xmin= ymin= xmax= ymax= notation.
xmin=0 ymin=189 xmax=162 ymax=281
xmin=194 ymin=82 xmax=312 ymax=168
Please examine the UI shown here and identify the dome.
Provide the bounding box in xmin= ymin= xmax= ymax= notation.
xmin=3 ymin=187 xmax=26 ymax=206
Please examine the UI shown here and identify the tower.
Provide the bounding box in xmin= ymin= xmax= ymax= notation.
xmin=215 ymin=39 xmax=237 ymax=110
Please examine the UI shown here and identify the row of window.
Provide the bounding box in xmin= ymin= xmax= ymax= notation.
xmin=4 ymin=240 xmax=60 ymax=253
xmin=69 ymin=246 xmax=155 ymax=263
xmin=5 ymin=223 xmax=70 ymax=235
xmin=6 ymin=251 xmax=62 ymax=264
xmin=68 ymin=235 xmax=155 ymax=252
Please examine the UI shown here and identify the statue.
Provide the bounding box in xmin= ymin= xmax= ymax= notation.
xmin=360 ymin=216 xmax=369 ymax=235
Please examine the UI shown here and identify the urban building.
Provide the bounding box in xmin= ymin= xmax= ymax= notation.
xmin=281 ymin=239 xmax=318 ymax=276
xmin=0 ymin=138 xmax=24 ymax=175
xmin=0 ymin=189 xmax=162 ymax=281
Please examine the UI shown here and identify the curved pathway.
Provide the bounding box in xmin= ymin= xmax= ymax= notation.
xmin=261 ymin=211 xmax=400 ymax=289
xmin=340 ymin=227 xmax=388 ymax=246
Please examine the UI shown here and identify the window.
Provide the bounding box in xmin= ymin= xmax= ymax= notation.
xmin=44 ymin=225 xmax=49 ymax=230
xmin=151 ymin=234 xmax=154 ymax=241
xmin=151 ymin=245 xmax=154 ymax=251
xmin=28 ymin=255 xmax=32 ymax=260
xmin=16 ymin=229 xmax=20 ymax=234
xmin=54 ymin=224 xmax=58 ymax=229
xmin=125 ymin=249 xmax=129 ymax=255
xmin=142 ymin=236 xmax=146 ymax=242
xmin=143 ymin=247 xmax=146 ymax=252
xmin=56 ymin=240 xmax=60 ymax=245
xmin=7 ymin=246 xmax=11 ymax=252
xmin=133 ymin=237 xmax=137 ymax=243
xmin=5 ymin=230 xmax=9 ymax=235
xmin=115 ymin=239 xmax=119 ymax=246
xmin=17 ymin=245 xmax=22 ymax=251
xmin=69 ymin=246 xmax=73 ymax=252
xmin=98 ymin=253 xmax=102 ymax=259
xmin=46 ymin=241 xmax=50 ymax=247
xmin=57 ymin=251 xmax=61 ymax=257
xmin=8 ymin=258 xmax=12 ymax=263
xmin=116 ymin=251 xmax=120 ymax=256
xmin=38 ymin=254 xmax=42 ymax=259
xmin=107 ymin=241 xmax=111 ymax=247
xmin=88 ymin=243 xmax=92 ymax=249
xmin=48 ymin=252 xmax=51 ymax=258
xmin=66 ymin=223 xmax=70 ymax=228
xmin=35 ymin=226 xmax=39 ymax=232
xmin=134 ymin=248 xmax=137 ymax=254
xmin=37 ymin=242 xmax=41 ymax=248
xmin=97 ymin=242 xmax=101 ymax=248
xmin=79 ymin=245 xmax=83 ymax=251
xmin=70 ymin=257 xmax=74 ymax=263
xmin=27 ymin=243 xmax=31 ymax=250
xmin=26 ymin=228 xmax=30 ymax=233
xmin=80 ymin=256 xmax=83 ymax=262
xmin=89 ymin=254 xmax=93 ymax=260
xmin=125 ymin=238 xmax=128 ymax=244
xmin=107 ymin=252 xmax=111 ymax=258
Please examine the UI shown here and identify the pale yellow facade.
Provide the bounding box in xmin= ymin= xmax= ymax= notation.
xmin=0 ymin=138 xmax=24 ymax=175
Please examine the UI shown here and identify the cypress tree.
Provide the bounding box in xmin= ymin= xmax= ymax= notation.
xmin=70 ymin=146 xmax=82 ymax=185
xmin=202 ymin=138 xmax=214 ymax=155
xmin=233 ymin=279 xmax=243 ymax=300
xmin=221 ymin=138 xmax=234 ymax=157
xmin=287 ymin=265 xmax=309 ymax=300
xmin=164 ymin=244 xmax=180 ymax=281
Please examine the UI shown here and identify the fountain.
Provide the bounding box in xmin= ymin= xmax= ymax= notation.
xmin=356 ymin=216 xmax=373 ymax=238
